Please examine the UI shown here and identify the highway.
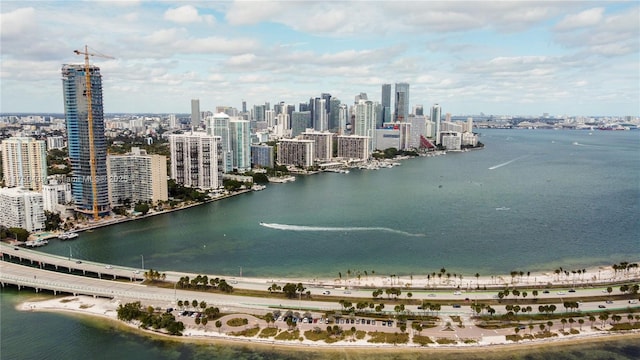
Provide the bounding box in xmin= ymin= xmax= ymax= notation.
xmin=2 ymin=242 xmax=638 ymax=316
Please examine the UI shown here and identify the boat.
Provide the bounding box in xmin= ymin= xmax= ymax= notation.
xmin=25 ymin=239 xmax=48 ymax=247
xmin=495 ymin=207 xmax=511 ymax=211
xmin=58 ymin=232 xmax=79 ymax=240
xmin=252 ymin=184 xmax=267 ymax=191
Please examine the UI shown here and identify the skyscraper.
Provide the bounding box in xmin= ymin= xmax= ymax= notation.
xmin=230 ymin=119 xmax=251 ymax=172
xmin=430 ymin=104 xmax=442 ymax=144
xmin=394 ymin=82 xmax=410 ymax=122
xmin=381 ymin=84 xmax=391 ymax=124
xmin=191 ymin=99 xmax=201 ymax=130
xmin=1 ymin=137 xmax=48 ymax=191
xmin=209 ymin=113 xmax=233 ymax=173
xmin=61 ymin=64 xmax=110 ymax=216
xmin=169 ymin=132 xmax=223 ymax=190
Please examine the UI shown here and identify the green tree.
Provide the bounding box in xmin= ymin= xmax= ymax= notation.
xmin=134 ymin=202 xmax=150 ymax=215
xmin=7 ymin=227 xmax=29 ymax=241
xmin=215 ymin=320 xmax=222 ymax=333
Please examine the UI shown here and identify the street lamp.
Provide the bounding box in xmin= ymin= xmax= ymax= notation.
xmin=68 ymin=246 xmax=72 ymax=261
xmin=141 ymin=254 xmax=144 ymax=270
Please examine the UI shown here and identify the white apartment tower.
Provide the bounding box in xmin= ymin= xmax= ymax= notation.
xmin=353 ymin=100 xmax=377 ymax=152
xmin=169 ymin=132 xmax=223 ymax=190
xmin=42 ymin=179 xmax=72 ymax=214
xmin=0 ymin=187 xmax=45 ymax=232
xmin=107 ymin=147 xmax=168 ymax=206
xmin=1 ymin=137 xmax=48 ymax=191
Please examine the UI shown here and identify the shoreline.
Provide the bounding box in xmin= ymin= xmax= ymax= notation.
xmin=15 ymin=295 xmax=640 ymax=353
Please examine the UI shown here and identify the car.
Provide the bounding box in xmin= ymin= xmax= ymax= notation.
xmin=428 ymin=293 xmax=436 ymax=297
xmin=134 ymin=270 xmax=140 ymax=274
xmin=606 ymin=300 xmax=613 ymax=304
xmin=105 ymin=265 xmax=113 ymax=269
xmin=343 ymin=290 xmax=351 ymax=294
xmin=230 ymin=280 xmax=238 ymax=284
xmin=602 ymin=289 xmax=609 ymax=293
xmin=381 ymin=321 xmax=386 ymax=326
xmin=629 ymin=300 xmax=638 ymax=304
xmin=75 ymin=260 xmax=82 ymax=264
xmin=13 ymin=247 xmax=19 ymax=251
xmin=417 ymin=306 xmax=423 ymax=310
xmin=598 ymin=305 xmax=606 ymax=309
xmin=568 ymin=289 xmax=576 ymax=293
xmin=453 ymin=291 xmax=462 ymax=295
xmin=543 ymin=290 xmax=550 ymax=294
xmin=556 ymin=291 xmax=566 ymax=295
xmin=452 ymin=304 xmax=461 ymax=308
xmin=322 ymin=290 xmax=331 ymax=295
xmin=518 ymin=325 xmax=526 ymax=330
xmin=166 ymin=307 xmax=173 ymax=313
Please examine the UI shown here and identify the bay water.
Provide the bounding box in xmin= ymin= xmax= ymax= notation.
xmin=2 ymin=129 xmax=639 ymax=359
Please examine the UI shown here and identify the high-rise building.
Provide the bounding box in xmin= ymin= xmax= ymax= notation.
xmin=0 ymin=187 xmax=45 ymax=232
xmin=61 ymin=64 xmax=110 ymax=216
xmin=291 ymin=111 xmax=312 ymax=138
xmin=430 ymin=104 xmax=442 ymax=144
xmin=230 ymin=119 xmax=251 ymax=172
xmin=394 ymin=82 xmax=410 ymax=122
xmin=413 ymin=105 xmax=424 ymax=116
xmin=353 ymin=99 xmax=377 ymax=152
xmin=1 ymin=137 xmax=48 ymax=191
xmin=169 ymin=132 xmax=223 ymax=190
xmin=277 ymin=139 xmax=315 ymax=168
xmin=329 ymin=98 xmax=341 ymax=131
xmin=191 ymin=99 xmax=201 ymax=130
xmin=208 ymin=113 xmax=233 ymax=173
xmin=336 ymin=135 xmax=370 ymax=161
xmin=107 ymin=147 xmax=168 ymax=206
xmin=301 ymin=130 xmax=333 ymax=161
xmin=250 ymin=144 xmax=274 ymax=168
xmin=381 ymin=84 xmax=391 ymax=124
xmin=313 ymin=98 xmax=328 ymax=131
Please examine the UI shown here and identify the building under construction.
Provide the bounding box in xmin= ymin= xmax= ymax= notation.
xmin=61 ymin=63 xmax=110 ymax=217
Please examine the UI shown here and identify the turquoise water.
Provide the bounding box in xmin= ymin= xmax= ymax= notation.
xmin=37 ymin=129 xmax=640 ymax=278
xmin=2 ymin=129 xmax=640 ymax=359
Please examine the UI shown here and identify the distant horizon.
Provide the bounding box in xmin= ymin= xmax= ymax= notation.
xmin=1 ymin=2 xmax=638 ymax=116
xmin=1 ymin=111 xmax=637 ymax=119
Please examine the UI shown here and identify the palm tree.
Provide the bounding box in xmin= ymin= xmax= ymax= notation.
xmin=561 ymin=318 xmax=567 ymax=330
xmin=201 ymin=317 xmax=208 ymax=330
xmin=192 ymin=299 xmax=198 ymax=309
xmin=215 ymin=320 xmax=222 ymax=333
xmin=589 ymin=315 xmax=596 ymax=328
xmin=546 ymin=321 xmax=553 ymax=333
xmin=177 ymin=300 xmax=183 ymax=310
xmin=569 ymin=318 xmax=575 ymax=329
xmin=475 ymin=273 xmax=480 ymax=287
xmin=578 ymin=318 xmax=584 ymax=330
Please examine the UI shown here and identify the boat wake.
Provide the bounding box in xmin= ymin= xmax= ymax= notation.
xmin=259 ymin=223 xmax=425 ymax=237
xmin=488 ymin=155 xmax=528 ymax=170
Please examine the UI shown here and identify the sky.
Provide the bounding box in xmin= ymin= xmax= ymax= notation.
xmin=1 ymin=1 xmax=639 ymax=117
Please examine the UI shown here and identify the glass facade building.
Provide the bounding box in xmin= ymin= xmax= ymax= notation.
xmin=61 ymin=64 xmax=110 ymax=216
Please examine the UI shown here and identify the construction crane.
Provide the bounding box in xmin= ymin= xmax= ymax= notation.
xmin=73 ymin=45 xmax=114 ymax=220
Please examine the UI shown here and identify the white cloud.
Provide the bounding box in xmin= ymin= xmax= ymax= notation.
xmin=555 ymin=7 xmax=604 ymax=31
xmin=164 ymin=5 xmax=214 ymax=24
xmin=0 ymin=7 xmax=36 ymax=39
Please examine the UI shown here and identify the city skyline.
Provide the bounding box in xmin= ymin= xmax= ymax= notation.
xmin=1 ymin=1 xmax=639 ymax=116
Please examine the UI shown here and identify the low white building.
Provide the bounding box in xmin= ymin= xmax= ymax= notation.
xmin=42 ymin=179 xmax=72 ymax=214
xmin=0 ymin=187 xmax=45 ymax=232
